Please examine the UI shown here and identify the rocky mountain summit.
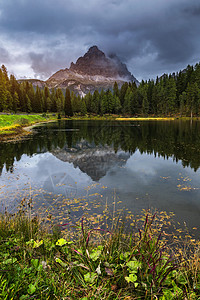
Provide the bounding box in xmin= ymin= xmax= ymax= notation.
xmin=46 ymin=46 xmax=138 ymax=95
xmin=20 ymin=46 xmax=139 ymax=95
xmin=69 ymin=46 xmax=134 ymax=79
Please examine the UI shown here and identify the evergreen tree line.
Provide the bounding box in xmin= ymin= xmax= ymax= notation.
xmin=0 ymin=65 xmax=73 ymax=116
xmin=1 ymin=63 xmax=200 ymax=116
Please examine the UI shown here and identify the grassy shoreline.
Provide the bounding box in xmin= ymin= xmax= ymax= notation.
xmin=0 ymin=206 xmax=199 ymax=299
xmin=0 ymin=113 xmax=199 ymax=142
xmin=0 ymin=114 xmax=58 ymax=141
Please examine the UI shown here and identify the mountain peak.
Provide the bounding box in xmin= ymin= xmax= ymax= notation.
xmin=85 ymin=45 xmax=106 ymax=59
xmin=87 ymin=45 xmax=102 ymax=53
xmin=47 ymin=46 xmax=139 ymax=95
xmin=69 ymin=45 xmax=135 ymax=81
xmin=70 ymin=45 xmax=106 ymax=74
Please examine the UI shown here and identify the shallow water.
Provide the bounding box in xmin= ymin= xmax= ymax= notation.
xmin=0 ymin=120 xmax=200 ymax=233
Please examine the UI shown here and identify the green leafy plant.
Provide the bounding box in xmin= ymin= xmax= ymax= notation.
xmin=0 ymin=207 xmax=199 ymax=299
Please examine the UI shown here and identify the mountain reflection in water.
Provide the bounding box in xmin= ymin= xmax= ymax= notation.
xmin=1 ymin=120 xmax=200 ymax=176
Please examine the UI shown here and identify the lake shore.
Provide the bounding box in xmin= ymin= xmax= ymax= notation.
xmin=0 ymin=114 xmax=58 ymax=142
xmin=0 ymin=113 xmax=199 ymax=142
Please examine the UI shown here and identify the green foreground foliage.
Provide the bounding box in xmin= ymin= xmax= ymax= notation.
xmin=0 ymin=203 xmax=199 ymax=299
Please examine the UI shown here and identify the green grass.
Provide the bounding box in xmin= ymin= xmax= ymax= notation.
xmin=0 ymin=114 xmax=57 ymax=137
xmin=0 ymin=202 xmax=199 ymax=299
xmin=0 ymin=114 xmax=44 ymax=128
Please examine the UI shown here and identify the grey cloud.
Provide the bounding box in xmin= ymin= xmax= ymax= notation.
xmin=0 ymin=0 xmax=99 ymax=35
xmin=29 ymin=52 xmax=51 ymax=79
xmin=0 ymin=0 xmax=200 ymax=80
xmin=182 ymin=1 xmax=200 ymax=16
xmin=29 ymin=50 xmax=70 ymax=79
xmin=0 ymin=47 xmax=10 ymax=63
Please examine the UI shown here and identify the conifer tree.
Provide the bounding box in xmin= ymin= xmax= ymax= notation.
xmin=186 ymin=82 xmax=200 ymax=118
xmin=91 ymin=90 xmax=100 ymax=114
xmin=34 ymin=86 xmax=42 ymax=112
xmin=43 ymin=86 xmax=51 ymax=112
xmin=27 ymin=84 xmax=35 ymax=112
xmin=13 ymin=92 xmax=19 ymax=113
xmin=119 ymin=82 xmax=128 ymax=106
xmin=123 ymin=87 xmax=132 ymax=114
xmin=84 ymin=92 xmax=92 ymax=113
xmin=51 ymin=89 xmax=57 ymax=112
xmin=46 ymin=97 xmax=52 ymax=112
xmin=179 ymin=92 xmax=186 ymax=117
xmin=113 ymin=81 xmax=119 ymax=97
xmin=113 ymin=95 xmax=121 ymax=113
xmin=26 ymin=95 xmax=32 ymax=113
xmin=64 ymin=88 xmax=73 ymax=117
xmin=80 ymin=98 xmax=87 ymax=115
xmin=166 ymin=77 xmax=177 ymax=114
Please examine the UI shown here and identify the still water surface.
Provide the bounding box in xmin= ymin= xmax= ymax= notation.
xmin=0 ymin=120 xmax=200 ymax=232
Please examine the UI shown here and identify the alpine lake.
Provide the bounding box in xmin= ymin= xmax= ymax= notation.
xmin=0 ymin=119 xmax=200 ymax=236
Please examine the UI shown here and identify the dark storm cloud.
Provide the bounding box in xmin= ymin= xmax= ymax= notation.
xmin=0 ymin=0 xmax=200 ymax=80
xmin=182 ymin=2 xmax=200 ymax=16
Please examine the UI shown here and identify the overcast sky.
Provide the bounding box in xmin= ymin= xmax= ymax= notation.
xmin=0 ymin=0 xmax=200 ymax=81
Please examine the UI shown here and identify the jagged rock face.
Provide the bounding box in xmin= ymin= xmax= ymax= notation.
xmin=69 ymin=45 xmax=134 ymax=80
xmin=46 ymin=46 xmax=139 ymax=95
